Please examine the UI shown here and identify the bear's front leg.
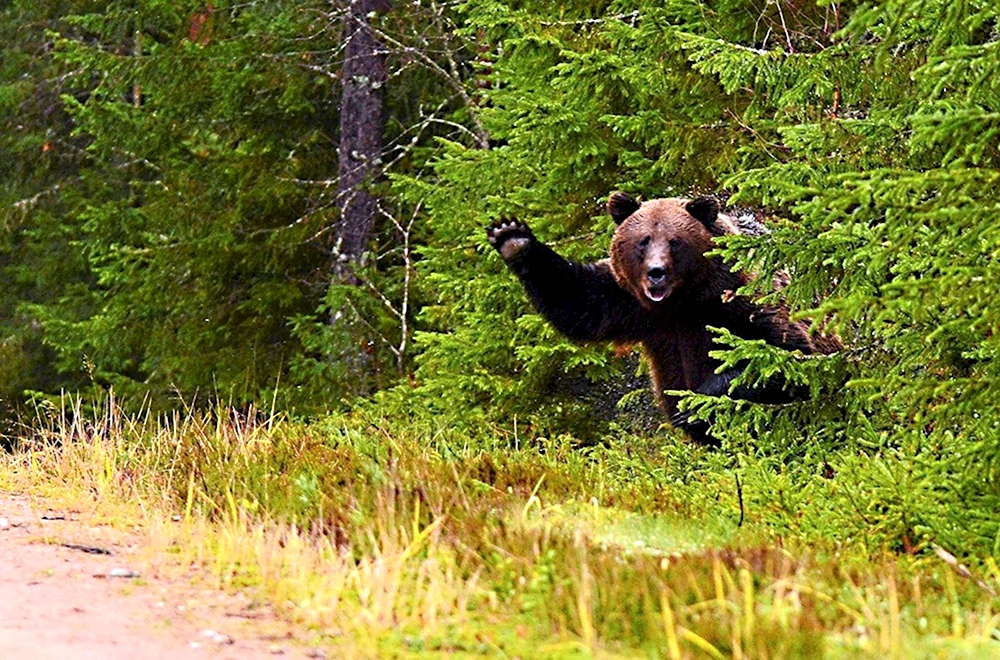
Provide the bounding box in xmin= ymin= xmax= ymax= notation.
xmin=486 ymin=218 xmax=647 ymax=342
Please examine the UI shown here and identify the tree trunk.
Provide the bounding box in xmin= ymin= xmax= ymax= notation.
xmin=333 ymin=0 xmax=389 ymax=278
xmin=328 ymin=0 xmax=390 ymax=391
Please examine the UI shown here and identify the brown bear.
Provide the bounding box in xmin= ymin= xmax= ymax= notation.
xmin=486 ymin=192 xmax=839 ymax=443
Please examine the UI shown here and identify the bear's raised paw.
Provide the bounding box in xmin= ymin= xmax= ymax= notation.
xmin=486 ymin=219 xmax=534 ymax=262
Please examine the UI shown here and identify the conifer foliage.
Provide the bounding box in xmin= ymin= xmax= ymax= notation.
xmin=2 ymin=0 xmax=1000 ymax=553
xmin=0 ymin=0 xmax=480 ymax=408
xmin=408 ymin=0 xmax=1000 ymax=552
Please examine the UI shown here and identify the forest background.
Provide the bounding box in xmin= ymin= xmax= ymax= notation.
xmin=2 ymin=1 xmax=1000 ymax=653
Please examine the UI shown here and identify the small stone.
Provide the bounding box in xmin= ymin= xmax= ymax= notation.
xmin=108 ymin=568 xmax=140 ymax=578
xmin=201 ymin=630 xmax=234 ymax=645
xmin=0 ymin=518 xmax=9 ymax=530
xmin=268 ymin=645 xmax=285 ymax=655
xmin=306 ymin=649 xmax=327 ymax=659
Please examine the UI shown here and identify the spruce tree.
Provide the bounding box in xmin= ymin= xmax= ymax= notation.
xmin=409 ymin=0 xmax=1000 ymax=553
xmin=0 ymin=1 xmax=484 ymax=409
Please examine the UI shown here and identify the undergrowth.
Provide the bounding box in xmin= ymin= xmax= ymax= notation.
xmin=3 ymin=397 xmax=1000 ymax=659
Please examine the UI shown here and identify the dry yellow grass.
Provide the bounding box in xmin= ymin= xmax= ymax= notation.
xmin=4 ymin=397 xmax=1000 ymax=658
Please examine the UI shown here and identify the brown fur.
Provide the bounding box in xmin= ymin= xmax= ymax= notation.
xmin=486 ymin=192 xmax=840 ymax=440
xmin=609 ymin=199 xmax=722 ymax=306
xmin=606 ymin=196 xmax=837 ymax=414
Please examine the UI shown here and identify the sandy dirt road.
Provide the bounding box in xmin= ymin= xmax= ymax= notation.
xmin=0 ymin=494 xmax=308 ymax=660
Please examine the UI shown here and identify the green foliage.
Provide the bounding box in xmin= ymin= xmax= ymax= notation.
xmin=406 ymin=0 xmax=1000 ymax=556
xmin=4 ymin=0 xmax=1000 ymax=561
xmin=717 ymin=0 xmax=1000 ymax=554
xmin=0 ymin=1 xmax=100 ymax=411
xmin=0 ymin=1 xmax=479 ymax=410
xmin=1 ymin=1 xmax=331 ymax=407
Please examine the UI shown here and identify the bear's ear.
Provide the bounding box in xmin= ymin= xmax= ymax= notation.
xmin=607 ymin=192 xmax=641 ymax=225
xmin=685 ymin=195 xmax=720 ymax=227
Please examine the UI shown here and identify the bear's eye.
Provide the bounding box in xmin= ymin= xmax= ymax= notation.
xmin=669 ymin=238 xmax=682 ymax=249
xmin=638 ymin=236 xmax=651 ymax=249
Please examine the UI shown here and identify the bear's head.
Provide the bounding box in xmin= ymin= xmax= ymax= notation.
xmin=606 ymin=192 xmax=732 ymax=308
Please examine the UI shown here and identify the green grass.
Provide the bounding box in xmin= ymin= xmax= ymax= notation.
xmin=3 ymin=398 xmax=1000 ymax=658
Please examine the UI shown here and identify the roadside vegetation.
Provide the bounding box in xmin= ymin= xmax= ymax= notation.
xmin=4 ymin=398 xmax=999 ymax=658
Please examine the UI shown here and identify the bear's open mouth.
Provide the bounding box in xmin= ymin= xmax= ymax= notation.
xmin=644 ymin=283 xmax=673 ymax=303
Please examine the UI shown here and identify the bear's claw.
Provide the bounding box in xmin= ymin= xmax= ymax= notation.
xmin=486 ymin=219 xmax=534 ymax=261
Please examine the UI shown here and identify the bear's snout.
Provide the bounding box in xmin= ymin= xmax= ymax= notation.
xmin=646 ymin=266 xmax=667 ymax=285
xmin=642 ymin=264 xmax=673 ymax=303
